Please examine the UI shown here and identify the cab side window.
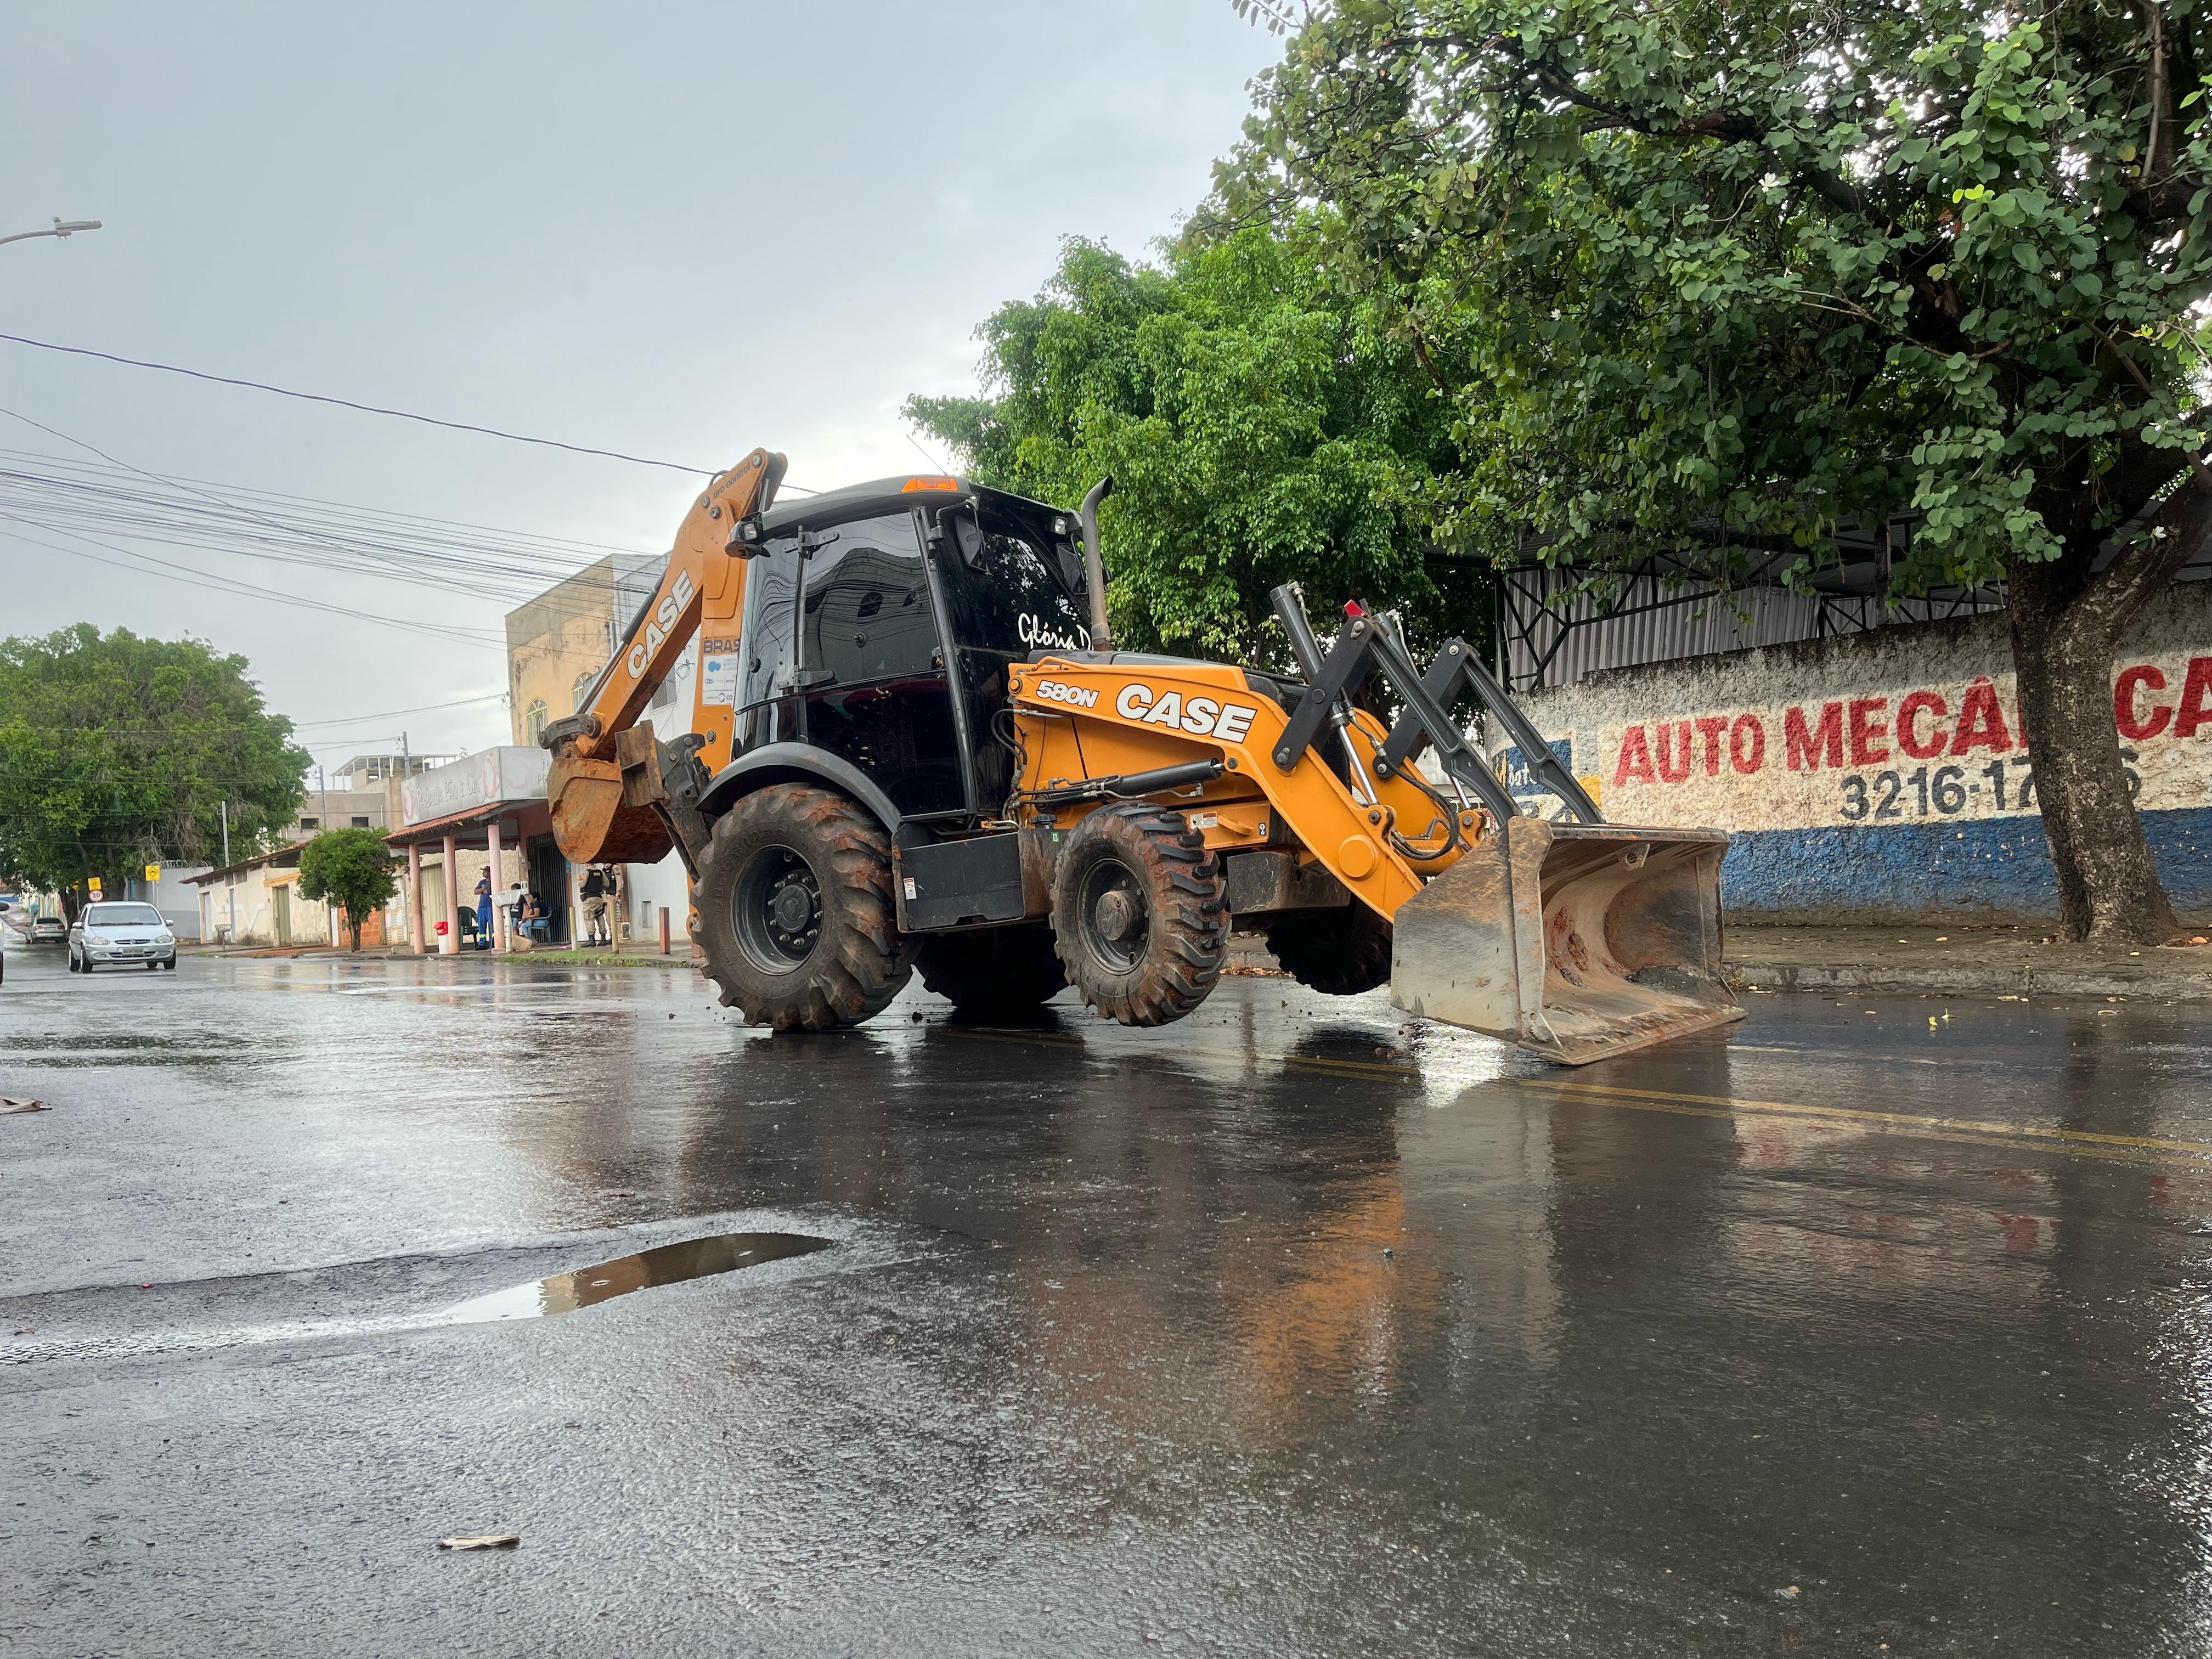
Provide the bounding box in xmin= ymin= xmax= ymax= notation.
xmin=799 ymin=513 xmax=934 ymax=684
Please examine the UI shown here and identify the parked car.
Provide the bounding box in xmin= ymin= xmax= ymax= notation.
xmin=30 ymin=915 xmax=66 ymax=943
xmin=67 ymin=902 xmax=177 ymax=973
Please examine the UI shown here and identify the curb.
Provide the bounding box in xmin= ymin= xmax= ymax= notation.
xmin=1727 ymin=961 xmax=2212 ymax=1002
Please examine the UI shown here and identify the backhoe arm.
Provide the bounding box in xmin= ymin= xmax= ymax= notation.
xmin=541 ymin=448 xmax=785 ymax=872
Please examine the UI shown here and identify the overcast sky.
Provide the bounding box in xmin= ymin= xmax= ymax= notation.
xmin=1 ymin=2 xmax=1279 ymax=772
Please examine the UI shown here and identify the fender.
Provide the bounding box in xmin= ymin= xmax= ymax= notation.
xmin=697 ymin=743 xmax=904 ymax=837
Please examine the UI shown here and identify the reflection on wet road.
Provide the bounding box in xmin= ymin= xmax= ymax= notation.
xmin=435 ymin=1232 xmax=834 ymax=1325
xmin=4 ymin=942 xmax=2211 ymax=1655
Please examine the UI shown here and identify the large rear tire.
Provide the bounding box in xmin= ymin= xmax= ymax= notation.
xmin=1263 ymin=902 xmax=1393 ymax=996
xmin=1050 ymin=804 xmax=1227 ymax=1026
xmin=695 ymin=784 xmax=913 ymax=1031
xmin=915 ymin=923 xmax=1066 ymax=1013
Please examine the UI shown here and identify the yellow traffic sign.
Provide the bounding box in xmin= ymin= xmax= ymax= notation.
xmin=87 ymin=877 xmax=103 ymax=894
xmin=144 ymin=863 xmax=162 ymax=882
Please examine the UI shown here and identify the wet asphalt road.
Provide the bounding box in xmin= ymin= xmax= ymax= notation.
xmin=4 ymin=938 xmax=2212 ymax=1657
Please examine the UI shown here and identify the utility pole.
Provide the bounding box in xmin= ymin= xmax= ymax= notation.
xmin=318 ymin=764 xmax=329 ymax=830
xmin=220 ymin=801 xmax=235 ymax=944
xmin=398 ymin=733 xmax=413 ymax=949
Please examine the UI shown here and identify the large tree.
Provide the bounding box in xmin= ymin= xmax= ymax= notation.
xmin=1229 ymin=0 xmax=2212 ymax=941
xmin=0 ymin=625 xmax=306 ymax=913
xmin=907 ymin=227 xmax=1483 ymax=663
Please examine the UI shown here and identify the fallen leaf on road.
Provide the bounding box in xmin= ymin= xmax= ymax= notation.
xmin=0 ymin=1098 xmax=46 ymax=1114
xmin=1775 ymin=1585 xmax=1801 ymax=1600
xmin=437 ymin=1533 xmax=520 ymax=1550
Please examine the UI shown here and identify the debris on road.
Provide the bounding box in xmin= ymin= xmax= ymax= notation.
xmin=437 ymin=1533 xmax=520 ymax=1550
xmin=1 ymin=1097 xmax=46 ymax=1113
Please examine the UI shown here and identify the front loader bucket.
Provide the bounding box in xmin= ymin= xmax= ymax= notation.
xmin=1390 ymin=819 xmax=1742 ymax=1065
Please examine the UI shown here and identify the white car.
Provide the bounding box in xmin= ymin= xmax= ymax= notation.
xmin=30 ymin=915 xmax=66 ymax=943
xmin=68 ymin=902 xmax=178 ymax=973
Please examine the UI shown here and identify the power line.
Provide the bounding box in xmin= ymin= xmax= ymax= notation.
xmin=0 ymin=521 xmax=508 ymax=651
xmin=292 ymin=691 xmax=509 ymax=726
xmin=0 ymin=411 xmax=636 ymax=611
xmin=0 ymin=332 xmax=822 ymax=494
xmin=0 ymin=332 xmax=718 ymax=475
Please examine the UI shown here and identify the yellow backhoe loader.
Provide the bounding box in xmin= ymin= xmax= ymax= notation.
xmin=540 ymin=450 xmax=1741 ymax=1064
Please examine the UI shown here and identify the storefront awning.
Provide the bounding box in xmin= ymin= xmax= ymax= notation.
xmin=385 ymin=798 xmax=553 ymax=850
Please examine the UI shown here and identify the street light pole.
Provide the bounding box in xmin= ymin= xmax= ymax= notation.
xmin=0 ymin=218 xmax=102 ymax=250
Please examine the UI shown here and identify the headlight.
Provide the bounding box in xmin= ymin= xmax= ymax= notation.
xmin=84 ymin=932 xmax=110 ymax=945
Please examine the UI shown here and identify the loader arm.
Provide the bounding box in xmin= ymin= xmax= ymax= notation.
xmin=541 ymin=448 xmax=786 ymax=872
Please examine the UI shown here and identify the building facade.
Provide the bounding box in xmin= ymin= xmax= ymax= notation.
xmin=506 ymin=555 xmax=667 ymax=747
xmin=501 ymin=557 xmax=699 ymax=947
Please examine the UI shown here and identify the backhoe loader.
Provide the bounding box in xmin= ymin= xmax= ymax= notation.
xmin=540 ymin=449 xmax=1741 ymax=1064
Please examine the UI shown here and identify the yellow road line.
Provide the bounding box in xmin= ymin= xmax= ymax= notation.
xmin=942 ymin=1025 xmax=1421 ymax=1080
xmin=941 ymin=1025 xmax=2208 ymax=1165
xmin=1538 ymin=1078 xmax=2212 ymax=1158
xmin=1496 ymin=1083 xmax=2202 ymax=1167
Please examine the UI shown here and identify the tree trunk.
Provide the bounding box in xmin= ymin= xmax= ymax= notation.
xmin=347 ymin=909 xmax=362 ymax=951
xmin=2008 ymin=465 xmax=2209 ymax=943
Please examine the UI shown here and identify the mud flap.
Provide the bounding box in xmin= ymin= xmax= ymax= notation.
xmin=1389 ymin=819 xmax=1742 ymax=1065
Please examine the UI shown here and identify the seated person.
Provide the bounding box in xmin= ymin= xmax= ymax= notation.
xmin=518 ymin=891 xmax=553 ymax=941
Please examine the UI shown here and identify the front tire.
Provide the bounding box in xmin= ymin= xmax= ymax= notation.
xmin=915 ymin=923 xmax=1066 ymax=1013
xmin=695 ymin=783 xmax=913 ymax=1031
xmin=1050 ymin=804 xmax=1227 ymax=1026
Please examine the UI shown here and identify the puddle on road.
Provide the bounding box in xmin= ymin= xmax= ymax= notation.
xmin=432 ymin=1232 xmax=833 ymax=1325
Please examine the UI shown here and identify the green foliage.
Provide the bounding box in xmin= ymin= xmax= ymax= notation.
xmin=0 ymin=625 xmax=307 ymax=903
xmin=1226 ymin=0 xmax=2212 ymax=591
xmin=296 ymin=827 xmax=397 ymax=948
xmin=906 ymin=227 xmax=1481 ymax=662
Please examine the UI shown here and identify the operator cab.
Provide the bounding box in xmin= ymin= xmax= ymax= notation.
xmin=730 ymin=476 xmax=1094 ymax=822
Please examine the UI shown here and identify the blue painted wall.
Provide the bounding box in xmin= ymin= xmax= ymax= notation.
xmin=1722 ymin=806 xmax=2212 ymax=917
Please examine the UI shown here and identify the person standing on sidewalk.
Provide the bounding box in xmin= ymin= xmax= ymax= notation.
xmin=474 ymin=868 xmax=494 ymax=951
xmin=581 ymin=865 xmax=610 ymax=947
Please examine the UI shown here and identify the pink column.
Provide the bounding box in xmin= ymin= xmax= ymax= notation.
xmin=439 ymin=833 xmax=460 ymax=955
xmin=486 ymin=818 xmax=508 ymax=951
xmin=407 ymin=842 xmax=425 ymax=954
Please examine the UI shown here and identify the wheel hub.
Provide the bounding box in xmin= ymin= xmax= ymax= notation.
xmin=733 ymin=844 xmax=823 ymax=972
xmin=1092 ymin=889 xmax=1137 ymax=943
xmin=770 ymin=882 xmax=815 ymax=934
xmin=1075 ymin=858 xmax=1150 ymax=975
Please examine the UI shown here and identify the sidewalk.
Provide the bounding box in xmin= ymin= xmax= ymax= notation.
xmin=184 ymin=942 xmax=700 ymax=968
xmin=1724 ymin=922 xmax=2212 ymax=1001
xmin=1227 ymin=921 xmax=2212 ymax=1002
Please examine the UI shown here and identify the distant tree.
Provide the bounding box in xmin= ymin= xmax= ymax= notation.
xmin=1230 ymin=0 xmax=2212 ymax=943
xmin=296 ymin=828 xmax=397 ymax=951
xmin=0 ymin=626 xmax=307 ymax=917
xmin=906 ymin=227 xmax=1484 ymax=664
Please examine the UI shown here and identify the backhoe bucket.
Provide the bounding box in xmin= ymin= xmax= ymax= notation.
xmin=1390 ymin=819 xmax=1742 ymax=1065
